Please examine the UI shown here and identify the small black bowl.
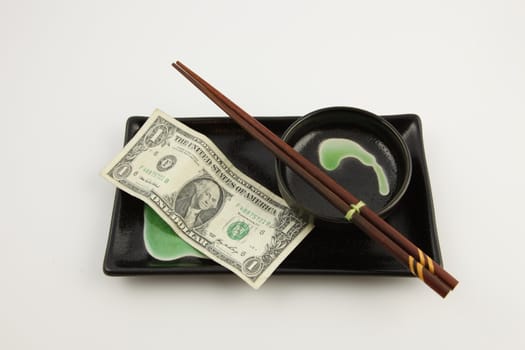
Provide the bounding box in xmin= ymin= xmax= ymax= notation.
xmin=275 ymin=106 xmax=412 ymax=223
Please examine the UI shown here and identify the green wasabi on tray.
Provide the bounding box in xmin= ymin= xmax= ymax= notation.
xmin=143 ymin=205 xmax=207 ymax=261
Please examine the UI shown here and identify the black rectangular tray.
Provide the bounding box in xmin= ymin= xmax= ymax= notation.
xmin=103 ymin=115 xmax=443 ymax=276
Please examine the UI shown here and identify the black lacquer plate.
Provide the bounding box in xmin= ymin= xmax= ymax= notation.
xmin=103 ymin=115 xmax=443 ymax=276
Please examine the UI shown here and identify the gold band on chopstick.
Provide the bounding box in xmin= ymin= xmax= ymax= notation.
xmin=418 ymin=249 xmax=425 ymax=265
xmin=427 ymin=257 xmax=435 ymax=274
xmin=417 ymin=248 xmax=436 ymax=274
xmin=409 ymin=256 xmax=416 ymax=275
xmin=344 ymin=201 xmax=366 ymax=221
xmin=416 ymin=263 xmax=424 ymax=281
xmin=408 ymin=255 xmax=425 ymax=281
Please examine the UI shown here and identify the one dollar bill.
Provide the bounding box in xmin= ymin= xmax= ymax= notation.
xmin=102 ymin=109 xmax=314 ymax=288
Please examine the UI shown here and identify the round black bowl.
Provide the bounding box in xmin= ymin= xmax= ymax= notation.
xmin=275 ymin=106 xmax=412 ymax=223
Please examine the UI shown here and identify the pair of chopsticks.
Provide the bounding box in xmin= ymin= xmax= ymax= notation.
xmin=171 ymin=61 xmax=458 ymax=297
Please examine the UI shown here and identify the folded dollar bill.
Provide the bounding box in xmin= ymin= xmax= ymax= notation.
xmin=102 ymin=109 xmax=314 ymax=288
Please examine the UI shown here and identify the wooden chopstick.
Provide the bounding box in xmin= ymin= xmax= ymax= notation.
xmin=172 ymin=61 xmax=457 ymax=297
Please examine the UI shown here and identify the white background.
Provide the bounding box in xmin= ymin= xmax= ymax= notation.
xmin=1 ymin=1 xmax=524 ymax=349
